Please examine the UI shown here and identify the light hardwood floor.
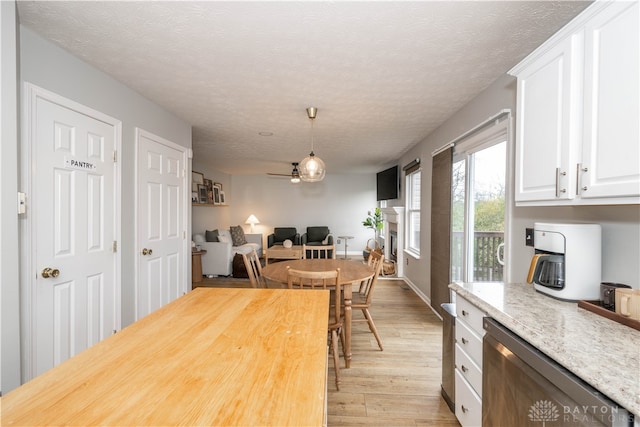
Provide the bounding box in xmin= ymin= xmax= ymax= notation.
xmin=194 ymin=276 xmax=460 ymax=427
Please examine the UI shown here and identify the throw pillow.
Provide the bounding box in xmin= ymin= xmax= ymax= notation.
xmin=230 ymin=225 xmax=247 ymax=246
xmin=205 ymin=229 xmax=219 ymax=242
xmin=218 ymin=234 xmax=230 ymax=243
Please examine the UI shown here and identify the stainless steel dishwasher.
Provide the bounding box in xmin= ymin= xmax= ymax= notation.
xmin=483 ymin=318 xmax=634 ymax=426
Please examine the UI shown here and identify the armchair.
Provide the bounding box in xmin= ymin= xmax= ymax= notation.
xmin=301 ymin=226 xmax=334 ymax=258
xmin=267 ymin=227 xmax=301 ymax=248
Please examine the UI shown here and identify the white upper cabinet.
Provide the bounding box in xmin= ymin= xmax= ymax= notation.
xmin=510 ymin=0 xmax=639 ymax=205
xmin=581 ymin=1 xmax=639 ymax=200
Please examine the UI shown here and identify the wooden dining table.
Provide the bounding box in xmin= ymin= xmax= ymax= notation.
xmin=262 ymin=258 xmax=375 ymax=369
xmin=2 ymin=288 xmax=330 ymax=426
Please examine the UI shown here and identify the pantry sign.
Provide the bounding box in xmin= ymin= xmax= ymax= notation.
xmin=65 ymin=156 xmax=97 ymax=171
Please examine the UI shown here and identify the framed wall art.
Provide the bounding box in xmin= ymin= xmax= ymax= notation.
xmin=192 ymin=171 xmax=204 ymax=191
xmin=219 ymin=191 xmax=226 ymax=205
xmin=213 ymin=186 xmax=221 ymax=205
xmin=198 ymin=184 xmax=208 ymax=204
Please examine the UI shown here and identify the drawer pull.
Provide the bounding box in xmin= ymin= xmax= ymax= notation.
xmin=461 ymin=404 xmax=468 ymax=413
xmin=462 ymin=310 xmax=469 ymax=316
xmin=461 ymin=365 xmax=468 ymax=373
xmin=461 ymin=337 xmax=468 ymax=345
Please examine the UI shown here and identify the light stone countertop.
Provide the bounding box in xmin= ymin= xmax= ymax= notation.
xmin=449 ymin=281 xmax=640 ymax=417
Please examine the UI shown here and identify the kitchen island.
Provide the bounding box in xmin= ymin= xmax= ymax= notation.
xmin=450 ymin=281 xmax=640 ymax=418
xmin=2 ymin=288 xmax=330 ymax=426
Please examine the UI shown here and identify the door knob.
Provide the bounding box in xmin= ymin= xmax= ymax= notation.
xmin=41 ymin=267 xmax=60 ymax=278
xmin=141 ymin=248 xmax=153 ymax=256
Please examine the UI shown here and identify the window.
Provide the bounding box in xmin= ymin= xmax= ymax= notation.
xmin=406 ymin=169 xmax=421 ymax=256
xmin=451 ymin=117 xmax=509 ymax=283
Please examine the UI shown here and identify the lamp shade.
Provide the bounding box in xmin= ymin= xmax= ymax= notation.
xmin=245 ymin=214 xmax=260 ymax=225
xmin=299 ymin=152 xmax=326 ymax=182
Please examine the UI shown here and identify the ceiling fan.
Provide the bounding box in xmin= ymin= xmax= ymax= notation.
xmin=267 ymin=162 xmax=301 ymax=183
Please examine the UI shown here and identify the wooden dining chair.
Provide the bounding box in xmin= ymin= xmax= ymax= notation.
xmin=352 ymin=251 xmax=385 ymax=350
xmin=302 ymin=244 xmax=336 ymax=259
xmin=287 ymin=267 xmax=343 ymax=390
xmin=242 ymin=248 xmax=268 ymax=288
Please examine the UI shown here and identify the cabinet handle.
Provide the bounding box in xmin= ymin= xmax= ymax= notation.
xmin=461 ymin=310 xmax=469 ymax=316
xmin=461 ymin=404 xmax=468 ymax=413
xmin=556 ymin=168 xmax=567 ymax=198
xmin=461 ymin=365 xmax=468 ymax=373
xmin=576 ymin=163 xmax=588 ymax=195
xmin=461 ymin=337 xmax=468 ymax=345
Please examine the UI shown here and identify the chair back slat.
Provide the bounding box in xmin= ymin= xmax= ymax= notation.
xmin=302 ymin=244 xmax=336 ymax=259
xmin=242 ymin=249 xmax=267 ymax=288
xmin=361 ymin=251 xmax=384 ymax=300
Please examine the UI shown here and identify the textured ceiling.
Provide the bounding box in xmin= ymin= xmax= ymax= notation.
xmin=17 ymin=1 xmax=591 ymax=175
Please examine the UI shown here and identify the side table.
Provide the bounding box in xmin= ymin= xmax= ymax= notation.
xmin=337 ymin=236 xmax=354 ymax=259
xmin=192 ymin=249 xmax=207 ymax=283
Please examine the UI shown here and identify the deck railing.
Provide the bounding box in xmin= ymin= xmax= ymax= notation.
xmin=451 ymin=231 xmax=504 ymax=281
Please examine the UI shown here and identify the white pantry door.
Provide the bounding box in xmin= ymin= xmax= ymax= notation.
xmin=136 ymin=129 xmax=188 ymax=320
xmin=30 ymin=89 xmax=120 ymax=378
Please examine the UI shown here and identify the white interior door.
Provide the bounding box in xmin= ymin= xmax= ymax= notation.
xmin=28 ymin=86 xmax=120 ymax=378
xmin=136 ymin=129 xmax=187 ymax=320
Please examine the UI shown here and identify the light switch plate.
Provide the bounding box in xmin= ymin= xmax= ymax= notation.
xmin=525 ymin=228 xmax=534 ymax=247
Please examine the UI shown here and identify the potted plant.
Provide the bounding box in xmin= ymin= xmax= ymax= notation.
xmin=362 ymin=207 xmax=383 ymax=260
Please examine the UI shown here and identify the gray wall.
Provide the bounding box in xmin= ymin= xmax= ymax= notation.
xmin=2 ymin=26 xmax=192 ymax=391
xmin=1 ymin=0 xmax=21 ymax=394
xmin=399 ymin=73 xmax=640 ymax=302
xmin=191 ymin=159 xmax=378 ymax=255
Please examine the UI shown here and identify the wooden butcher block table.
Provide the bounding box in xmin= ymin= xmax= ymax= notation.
xmin=2 ymin=287 xmax=330 ymax=426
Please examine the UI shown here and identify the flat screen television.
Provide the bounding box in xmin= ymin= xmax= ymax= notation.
xmin=376 ymin=165 xmax=399 ymax=201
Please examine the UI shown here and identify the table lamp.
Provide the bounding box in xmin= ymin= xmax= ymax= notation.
xmin=245 ymin=214 xmax=260 ymax=232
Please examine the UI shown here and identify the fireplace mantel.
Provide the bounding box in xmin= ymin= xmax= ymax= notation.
xmin=381 ymin=207 xmax=404 ymax=277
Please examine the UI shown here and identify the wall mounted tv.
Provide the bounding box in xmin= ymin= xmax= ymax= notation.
xmin=376 ymin=165 xmax=399 ymax=201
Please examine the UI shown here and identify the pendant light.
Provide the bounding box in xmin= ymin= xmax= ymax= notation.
xmin=299 ymin=107 xmax=326 ymax=182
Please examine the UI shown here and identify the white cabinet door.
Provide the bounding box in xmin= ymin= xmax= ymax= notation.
xmin=581 ymin=1 xmax=640 ymax=200
xmin=514 ymin=32 xmax=583 ymax=202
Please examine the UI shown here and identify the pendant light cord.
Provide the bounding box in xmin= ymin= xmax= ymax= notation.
xmin=310 ymin=115 xmax=315 ymax=154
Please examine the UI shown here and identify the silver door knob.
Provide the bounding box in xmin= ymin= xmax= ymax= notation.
xmin=41 ymin=267 xmax=60 ymax=278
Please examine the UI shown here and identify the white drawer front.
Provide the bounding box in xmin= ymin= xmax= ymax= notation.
xmin=456 ymin=318 xmax=483 ymax=367
xmin=455 ymin=343 xmax=482 ymax=397
xmin=454 ymin=369 xmax=482 ymax=427
xmin=456 ymin=296 xmax=486 ymax=336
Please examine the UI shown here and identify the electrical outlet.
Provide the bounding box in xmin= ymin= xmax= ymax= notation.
xmin=337 ymin=239 xmax=341 ymax=244
xmin=525 ymin=228 xmax=534 ymax=247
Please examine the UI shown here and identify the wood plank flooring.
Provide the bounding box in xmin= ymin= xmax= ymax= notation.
xmin=193 ymin=276 xmax=460 ymax=427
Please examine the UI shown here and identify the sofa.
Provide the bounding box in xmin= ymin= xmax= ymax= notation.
xmin=193 ymin=228 xmax=262 ymax=277
xmin=267 ymin=227 xmax=301 ymax=248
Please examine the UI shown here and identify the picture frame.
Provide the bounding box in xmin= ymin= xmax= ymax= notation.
xmin=213 ymin=186 xmax=221 ymax=205
xmin=214 ymin=182 xmax=223 ymax=191
xmin=198 ymin=184 xmax=208 ymax=204
xmin=191 ymin=191 xmax=198 ymax=203
xmin=219 ymin=191 xmax=226 ymax=205
xmin=192 ymin=171 xmax=204 ymax=192
xmin=203 ymin=179 xmax=214 ymax=203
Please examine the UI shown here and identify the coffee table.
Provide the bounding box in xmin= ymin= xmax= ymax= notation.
xmin=265 ymin=245 xmax=303 ymax=265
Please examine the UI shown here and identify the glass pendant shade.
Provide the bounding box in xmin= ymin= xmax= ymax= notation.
xmin=299 ymin=107 xmax=325 ymax=182
xmin=299 ymin=151 xmax=326 ymax=182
